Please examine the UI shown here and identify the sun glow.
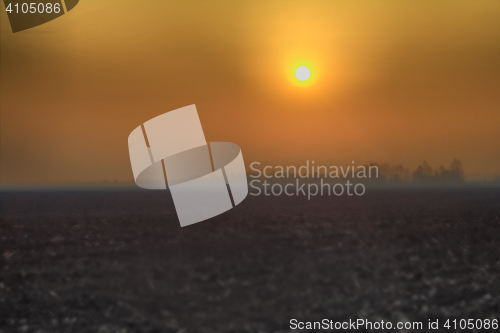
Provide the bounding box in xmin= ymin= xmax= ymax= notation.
xmin=287 ymin=58 xmax=318 ymax=88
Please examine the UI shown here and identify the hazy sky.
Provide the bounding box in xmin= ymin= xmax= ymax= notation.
xmin=1 ymin=0 xmax=499 ymax=185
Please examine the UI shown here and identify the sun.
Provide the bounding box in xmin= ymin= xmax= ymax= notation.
xmin=285 ymin=59 xmax=316 ymax=88
xmin=295 ymin=66 xmax=310 ymax=81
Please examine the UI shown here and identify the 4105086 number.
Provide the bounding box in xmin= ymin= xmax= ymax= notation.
xmin=5 ymin=2 xmax=61 ymax=14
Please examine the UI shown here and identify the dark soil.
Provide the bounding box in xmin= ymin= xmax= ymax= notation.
xmin=1 ymin=189 xmax=499 ymax=332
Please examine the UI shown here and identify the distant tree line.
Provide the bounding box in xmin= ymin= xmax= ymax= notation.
xmin=366 ymin=159 xmax=465 ymax=184
xmin=246 ymin=159 xmax=467 ymax=185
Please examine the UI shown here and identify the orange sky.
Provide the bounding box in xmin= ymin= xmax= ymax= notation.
xmin=1 ymin=0 xmax=499 ymax=185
